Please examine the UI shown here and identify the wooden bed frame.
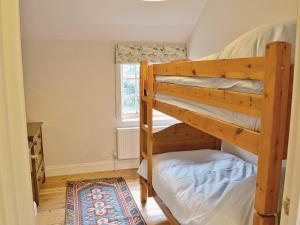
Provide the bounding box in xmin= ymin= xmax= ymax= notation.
xmin=139 ymin=42 xmax=294 ymax=225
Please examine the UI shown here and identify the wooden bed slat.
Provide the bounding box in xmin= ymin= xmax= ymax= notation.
xmin=154 ymin=82 xmax=263 ymax=117
xmin=154 ymin=100 xmax=260 ymax=155
xmin=153 ymin=57 xmax=265 ymax=80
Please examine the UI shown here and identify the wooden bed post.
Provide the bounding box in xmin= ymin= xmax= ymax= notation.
xmin=139 ymin=61 xmax=154 ymax=201
xmin=254 ymin=42 xmax=292 ymax=224
xmin=139 ymin=60 xmax=148 ymax=203
xmin=146 ymin=65 xmax=154 ymax=197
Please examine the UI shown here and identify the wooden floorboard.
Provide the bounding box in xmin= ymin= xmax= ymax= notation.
xmin=37 ymin=169 xmax=170 ymax=225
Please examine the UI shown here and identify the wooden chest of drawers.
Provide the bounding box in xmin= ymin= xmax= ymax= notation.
xmin=27 ymin=122 xmax=45 ymax=206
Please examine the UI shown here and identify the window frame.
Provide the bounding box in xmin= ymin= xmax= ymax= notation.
xmin=116 ymin=63 xmax=177 ymax=127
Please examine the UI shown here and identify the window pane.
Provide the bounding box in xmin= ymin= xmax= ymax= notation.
xmin=121 ymin=64 xmax=140 ymax=119
xmin=122 ymin=64 xmax=137 ymax=79
xmin=123 ymin=95 xmax=137 ymax=114
xmin=120 ymin=63 xmax=171 ymax=122
xmin=123 ymin=79 xmax=136 ymax=96
xmin=122 ymin=80 xmax=136 ymax=113
xmin=122 ymin=65 xmax=131 ymax=79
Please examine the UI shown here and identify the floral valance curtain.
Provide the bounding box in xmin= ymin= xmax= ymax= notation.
xmin=115 ymin=43 xmax=187 ymax=64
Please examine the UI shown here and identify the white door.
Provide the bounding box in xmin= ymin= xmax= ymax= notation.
xmin=0 ymin=0 xmax=36 ymax=224
xmin=280 ymin=1 xmax=300 ymax=224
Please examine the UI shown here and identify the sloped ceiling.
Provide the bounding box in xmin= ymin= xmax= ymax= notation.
xmin=20 ymin=0 xmax=207 ymax=42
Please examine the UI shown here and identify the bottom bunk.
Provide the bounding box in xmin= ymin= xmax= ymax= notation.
xmin=138 ymin=149 xmax=285 ymax=225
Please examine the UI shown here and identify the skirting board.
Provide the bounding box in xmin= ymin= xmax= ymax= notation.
xmin=45 ymin=159 xmax=140 ymax=177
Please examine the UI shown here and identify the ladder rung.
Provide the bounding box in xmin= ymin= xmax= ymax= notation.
xmin=141 ymin=151 xmax=147 ymax=159
xmin=140 ymin=176 xmax=147 ymax=186
xmin=141 ymin=96 xmax=148 ymax=102
xmin=141 ymin=124 xmax=148 ymax=132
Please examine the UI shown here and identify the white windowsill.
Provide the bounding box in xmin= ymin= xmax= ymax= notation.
xmin=117 ymin=117 xmax=178 ymax=128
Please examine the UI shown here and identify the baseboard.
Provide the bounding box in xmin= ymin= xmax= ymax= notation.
xmin=45 ymin=159 xmax=140 ymax=177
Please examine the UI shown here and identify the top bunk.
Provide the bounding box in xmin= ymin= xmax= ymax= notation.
xmin=140 ymin=21 xmax=296 ymax=159
xmin=141 ymin=42 xmax=293 ymax=158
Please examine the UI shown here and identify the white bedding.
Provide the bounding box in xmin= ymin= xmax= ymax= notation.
xmin=154 ymin=22 xmax=296 ymax=131
xmin=156 ymin=76 xmax=263 ymax=94
xmin=156 ymin=21 xmax=296 ymax=94
xmin=155 ymin=93 xmax=261 ymax=131
xmin=219 ymin=21 xmax=296 ymax=61
xmin=138 ymin=150 xmax=257 ymax=225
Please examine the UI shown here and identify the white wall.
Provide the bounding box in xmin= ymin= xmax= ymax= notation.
xmin=188 ymin=0 xmax=298 ymax=59
xmin=22 ymin=39 xmax=121 ymax=174
xmin=23 ymin=0 xmax=299 ymax=175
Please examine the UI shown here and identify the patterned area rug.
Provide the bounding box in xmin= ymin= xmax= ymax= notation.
xmin=65 ymin=177 xmax=146 ymax=225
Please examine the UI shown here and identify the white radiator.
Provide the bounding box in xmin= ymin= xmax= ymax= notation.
xmin=116 ymin=126 xmax=166 ymax=160
xmin=117 ymin=127 xmax=139 ymax=160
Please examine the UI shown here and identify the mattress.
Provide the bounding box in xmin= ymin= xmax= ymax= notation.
xmin=155 ymin=93 xmax=261 ymax=132
xmin=138 ymin=150 xmax=258 ymax=225
xmin=138 ymin=150 xmax=286 ymax=225
xmin=156 ymin=76 xmax=263 ymax=94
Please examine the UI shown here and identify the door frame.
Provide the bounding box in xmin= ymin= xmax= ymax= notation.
xmin=0 ymin=0 xmax=300 ymax=224
xmin=280 ymin=1 xmax=300 ymax=224
xmin=0 ymin=0 xmax=36 ymax=224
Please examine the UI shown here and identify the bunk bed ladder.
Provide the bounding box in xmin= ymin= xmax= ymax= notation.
xmin=139 ymin=60 xmax=154 ymax=202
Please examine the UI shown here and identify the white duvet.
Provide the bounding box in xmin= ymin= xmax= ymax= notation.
xmin=138 ymin=150 xmax=258 ymax=225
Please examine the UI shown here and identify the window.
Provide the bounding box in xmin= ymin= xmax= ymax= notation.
xmin=117 ymin=63 xmax=174 ymax=125
xmin=120 ymin=64 xmax=140 ymax=120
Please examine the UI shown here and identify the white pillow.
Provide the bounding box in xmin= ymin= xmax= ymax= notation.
xmin=197 ymin=52 xmax=220 ymax=61
xmin=219 ymin=21 xmax=297 ymax=62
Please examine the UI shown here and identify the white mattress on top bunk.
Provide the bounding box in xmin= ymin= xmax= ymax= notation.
xmin=155 ymin=93 xmax=261 ymax=132
xmin=155 ymin=76 xmax=263 ymax=94
xmin=155 ymin=68 xmax=262 ymax=133
xmin=138 ymin=150 xmax=257 ymax=225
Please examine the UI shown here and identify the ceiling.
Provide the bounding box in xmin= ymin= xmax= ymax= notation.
xmin=20 ymin=0 xmax=207 ymax=42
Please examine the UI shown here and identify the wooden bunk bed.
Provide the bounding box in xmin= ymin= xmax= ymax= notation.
xmin=139 ymin=42 xmax=294 ymax=225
